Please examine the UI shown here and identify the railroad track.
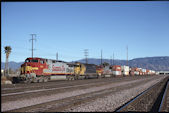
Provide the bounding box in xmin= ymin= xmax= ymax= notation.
xmin=2 ymin=75 xmax=167 ymax=112
xmin=159 ymin=80 xmax=169 ymax=112
xmin=1 ymin=75 xmax=152 ymax=90
xmin=1 ymin=77 xmax=124 ymax=91
xmin=2 ymin=76 xmax=155 ymax=104
xmin=1 ymin=76 xmax=151 ymax=95
xmin=115 ymin=76 xmax=169 ymax=112
xmin=5 ymin=77 xmax=153 ymax=112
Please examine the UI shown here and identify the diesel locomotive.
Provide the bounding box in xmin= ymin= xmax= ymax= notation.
xmin=19 ymin=57 xmax=101 ymax=83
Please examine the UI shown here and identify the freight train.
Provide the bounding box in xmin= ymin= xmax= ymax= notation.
xmin=18 ymin=57 xmax=156 ymax=83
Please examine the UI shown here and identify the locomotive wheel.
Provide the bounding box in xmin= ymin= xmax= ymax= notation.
xmin=70 ymin=76 xmax=75 ymax=80
xmin=39 ymin=78 xmax=43 ymax=83
xmin=71 ymin=77 xmax=75 ymax=80
xmin=37 ymin=77 xmax=43 ymax=83
xmin=37 ymin=79 xmax=40 ymax=83
xmin=24 ymin=80 xmax=29 ymax=83
xmin=44 ymin=77 xmax=48 ymax=82
xmin=98 ymin=74 xmax=102 ymax=79
xmin=85 ymin=76 xmax=88 ymax=79
xmin=42 ymin=78 xmax=45 ymax=82
xmin=33 ymin=78 xmax=38 ymax=83
xmin=27 ymin=78 xmax=32 ymax=83
xmin=66 ymin=76 xmax=70 ymax=80
xmin=75 ymin=75 xmax=79 ymax=80
xmin=102 ymin=75 xmax=105 ymax=78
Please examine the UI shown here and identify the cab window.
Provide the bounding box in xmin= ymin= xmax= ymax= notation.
xmin=40 ymin=60 xmax=44 ymax=64
xmin=32 ymin=59 xmax=38 ymax=62
xmin=25 ymin=59 xmax=30 ymax=62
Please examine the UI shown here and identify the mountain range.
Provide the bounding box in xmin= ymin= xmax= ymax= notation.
xmin=77 ymin=56 xmax=169 ymax=71
xmin=1 ymin=56 xmax=169 ymax=71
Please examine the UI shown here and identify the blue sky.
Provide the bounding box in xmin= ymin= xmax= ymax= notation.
xmin=1 ymin=1 xmax=169 ymax=62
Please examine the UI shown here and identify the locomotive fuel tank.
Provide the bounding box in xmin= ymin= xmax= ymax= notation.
xmin=83 ymin=63 xmax=98 ymax=79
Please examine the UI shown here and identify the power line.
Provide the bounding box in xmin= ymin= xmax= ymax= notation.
xmin=84 ymin=49 xmax=88 ymax=64
xmin=29 ymin=34 xmax=37 ymax=58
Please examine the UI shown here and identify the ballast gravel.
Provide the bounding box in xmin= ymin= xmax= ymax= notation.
xmin=64 ymin=75 xmax=167 ymax=112
xmin=1 ymin=75 xmax=167 ymax=112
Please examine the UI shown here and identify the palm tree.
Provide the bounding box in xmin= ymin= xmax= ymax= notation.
xmin=4 ymin=46 xmax=12 ymax=76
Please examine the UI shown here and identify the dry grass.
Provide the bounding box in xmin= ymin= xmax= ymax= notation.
xmin=1 ymin=76 xmax=7 ymax=81
xmin=1 ymin=76 xmax=12 ymax=84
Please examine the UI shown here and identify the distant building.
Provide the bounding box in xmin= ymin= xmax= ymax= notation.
xmin=158 ymin=71 xmax=169 ymax=75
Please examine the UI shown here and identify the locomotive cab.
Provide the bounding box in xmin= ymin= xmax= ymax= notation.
xmin=96 ymin=65 xmax=104 ymax=76
xmin=20 ymin=57 xmax=48 ymax=82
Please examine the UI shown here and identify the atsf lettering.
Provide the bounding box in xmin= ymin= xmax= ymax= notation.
xmin=52 ymin=65 xmax=65 ymax=71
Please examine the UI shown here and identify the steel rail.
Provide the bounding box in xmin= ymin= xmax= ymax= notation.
xmin=2 ymin=77 xmax=150 ymax=96
xmin=115 ymin=78 xmax=163 ymax=112
xmin=158 ymin=81 xmax=169 ymax=112
xmin=1 ymin=80 xmax=116 ymax=96
xmin=2 ymin=77 xmax=116 ymax=91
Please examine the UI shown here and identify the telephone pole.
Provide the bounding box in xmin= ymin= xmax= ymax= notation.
xmin=101 ymin=49 xmax=102 ymax=65
xmin=113 ymin=52 xmax=114 ymax=65
xmin=127 ymin=45 xmax=128 ymax=66
xmin=110 ymin=56 xmax=112 ymax=66
xmin=84 ymin=49 xmax=88 ymax=64
xmin=56 ymin=52 xmax=58 ymax=60
xmin=29 ymin=34 xmax=37 ymax=58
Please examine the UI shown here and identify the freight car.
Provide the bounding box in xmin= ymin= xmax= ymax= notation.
xmin=19 ymin=57 xmax=100 ymax=83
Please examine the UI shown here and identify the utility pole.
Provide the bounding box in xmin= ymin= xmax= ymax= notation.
xmin=110 ymin=56 xmax=112 ymax=66
xmin=56 ymin=52 xmax=58 ymax=60
xmin=101 ymin=49 xmax=102 ymax=65
xmin=29 ymin=34 xmax=37 ymax=58
xmin=113 ymin=52 xmax=114 ymax=65
xmin=127 ymin=45 xmax=128 ymax=66
xmin=84 ymin=49 xmax=88 ymax=64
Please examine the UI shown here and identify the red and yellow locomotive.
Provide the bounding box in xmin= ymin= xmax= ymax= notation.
xmin=20 ymin=57 xmax=75 ymax=82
